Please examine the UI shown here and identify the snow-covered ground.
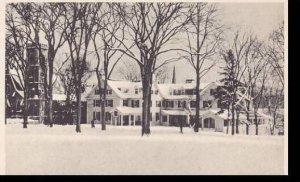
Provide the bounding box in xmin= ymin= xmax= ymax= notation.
xmin=5 ymin=124 xmax=284 ymax=175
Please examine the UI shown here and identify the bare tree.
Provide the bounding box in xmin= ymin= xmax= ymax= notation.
xmin=266 ymin=22 xmax=284 ymax=87
xmin=55 ymin=58 xmax=92 ymax=126
xmin=118 ymin=61 xmax=141 ymax=82
xmin=182 ymin=3 xmax=223 ymax=132
xmin=6 ymin=3 xmax=37 ymax=128
xmin=154 ymin=65 xmax=171 ymax=84
xmin=219 ymin=32 xmax=254 ymax=135
xmin=118 ymin=61 xmax=170 ymax=84
xmin=36 ymin=3 xmax=67 ymax=127
xmin=114 ymin=3 xmax=189 ymax=136
xmin=240 ymin=36 xmax=266 ymax=135
xmin=92 ymin=3 xmax=125 ymax=130
xmin=63 ymin=3 xmax=101 ymax=132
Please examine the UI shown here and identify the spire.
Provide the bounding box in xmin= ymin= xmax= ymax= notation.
xmin=172 ymin=65 xmax=176 ymax=84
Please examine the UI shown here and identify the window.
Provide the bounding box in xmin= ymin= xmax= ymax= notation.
xmin=156 ymin=113 xmax=160 ymax=121
xmin=169 ymin=101 xmax=174 ymax=108
xmin=132 ymin=100 xmax=139 ymax=108
xmin=182 ymin=101 xmax=186 ymax=108
xmin=135 ymin=88 xmax=138 ymax=94
xmin=93 ymin=112 xmax=101 ymax=120
xmin=155 ymin=90 xmax=158 ymax=95
xmin=123 ymin=100 xmax=129 ymax=106
xmin=190 ymin=101 xmax=197 ymax=108
xmin=94 ymin=100 xmax=101 ymax=107
xmin=203 ymin=100 xmax=212 ymax=108
xmin=162 ymin=116 xmax=168 ymax=122
xmin=105 ymin=112 xmax=111 ymax=121
xmin=210 ymin=89 xmax=215 ymax=96
xmin=123 ymin=88 xmax=129 ymax=93
xmin=204 ymin=118 xmax=215 ymax=128
xmin=185 ymin=89 xmax=193 ymax=95
xmin=150 ymin=101 xmax=152 ymax=107
xmin=106 ymin=100 xmax=113 ymax=107
xmin=156 ymin=101 xmax=161 ymax=107
xmin=107 ymin=89 xmax=112 ymax=95
xmin=178 ymin=100 xmax=181 ymax=108
xmin=95 ymin=89 xmax=99 ymax=95
xmin=151 ymin=90 xmax=153 ymax=94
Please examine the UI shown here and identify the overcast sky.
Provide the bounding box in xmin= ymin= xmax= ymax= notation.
xmin=49 ymin=2 xmax=284 ymax=85
xmin=167 ymin=2 xmax=284 ymax=84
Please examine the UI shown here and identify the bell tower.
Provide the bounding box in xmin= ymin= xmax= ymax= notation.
xmin=26 ymin=43 xmax=48 ymax=123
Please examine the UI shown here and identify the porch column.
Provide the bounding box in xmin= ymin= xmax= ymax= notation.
xmin=110 ymin=113 xmax=113 ymax=125
xmin=121 ymin=115 xmax=123 ymax=126
xmin=133 ymin=115 xmax=136 ymax=126
xmin=187 ymin=114 xmax=190 ymax=125
xmin=167 ymin=114 xmax=170 ymax=126
xmin=201 ymin=117 xmax=204 ymax=130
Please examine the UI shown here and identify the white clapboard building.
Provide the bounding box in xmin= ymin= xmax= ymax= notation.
xmin=85 ymin=77 xmax=273 ymax=132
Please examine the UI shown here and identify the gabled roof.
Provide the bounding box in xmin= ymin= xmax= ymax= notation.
xmin=155 ymin=82 xmax=213 ymax=100
xmin=86 ymin=79 xmax=144 ymax=99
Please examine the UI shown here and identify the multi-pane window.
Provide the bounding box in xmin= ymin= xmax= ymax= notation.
xmin=106 ymin=100 xmax=113 ymax=107
xmin=107 ymin=89 xmax=112 ymax=95
xmin=203 ymin=100 xmax=212 ymax=108
xmin=132 ymin=100 xmax=140 ymax=108
xmin=190 ymin=101 xmax=197 ymax=108
xmin=123 ymin=100 xmax=129 ymax=106
xmin=94 ymin=100 xmax=101 ymax=107
xmin=93 ymin=112 xmax=101 ymax=120
xmin=155 ymin=90 xmax=158 ymax=95
xmin=135 ymin=88 xmax=138 ymax=94
xmin=156 ymin=101 xmax=161 ymax=107
xmin=156 ymin=113 xmax=160 ymax=121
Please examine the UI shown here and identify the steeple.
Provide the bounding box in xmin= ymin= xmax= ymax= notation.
xmin=172 ymin=65 xmax=176 ymax=84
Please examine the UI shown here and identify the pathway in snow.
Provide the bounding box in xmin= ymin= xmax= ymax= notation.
xmin=5 ymin=124 xmax=284 ymax=175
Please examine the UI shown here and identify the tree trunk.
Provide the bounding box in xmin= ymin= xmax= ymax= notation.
xmin=48 ymin=58 xmax=54 ymax=127
xmin=141 ymin=71 xmax=151 ymax=136
xmin=236 ymin=110 xmax=239 ymax=134
xmin=75 ymin=88 xmax=81 ymax=133
xmin=101 ymin=77 xmax=108 ymax=130
xmin=23 ymin=87 xmax=28 ymax=128
xmin=194 ymin=71 xmax=200 ymax=132
xmin=231 ymin=102 xmax=235 ymax=135
xmin=254 ymin=112 xmax=258 ymax=135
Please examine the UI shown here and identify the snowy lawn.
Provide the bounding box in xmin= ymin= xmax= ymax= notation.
xmin=5 ymin=124 xmax=284 ymax=175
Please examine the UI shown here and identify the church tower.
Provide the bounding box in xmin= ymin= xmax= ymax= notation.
xmin=26 ymin=42 xmax=48 ymax=123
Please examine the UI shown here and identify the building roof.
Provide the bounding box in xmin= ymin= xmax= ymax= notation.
xmin=114 ymin=106 xmax=142 ymax=115
xmin=161 ymin=110 xmax=189 ymax=115
xmin=53 ymin=94 xmax=66 ymax=101
xmin=155 ymin=82 xmax=212 ymax=100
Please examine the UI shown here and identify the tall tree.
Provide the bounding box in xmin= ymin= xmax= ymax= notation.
xmin=114 ymin=3 xmax=189 ymax=135
xmin=37 ymin=3 xmax=67 ymax=127
xmin=183 ymin=3 xmax=223 ymax=132
xmin=266 ymin=22 xmax=284 ymax=87
xmin=92 ymin=3 xmax=125 ymax=130
xmin=63 ymin=3 xmax=101 ymax=132
xmin=6 ymin=3 xmax=38 ymax=128
xmin=220 ymin=32 xmax=258 ymax=135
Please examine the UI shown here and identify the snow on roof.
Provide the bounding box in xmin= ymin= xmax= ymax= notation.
xmin=156 ymin=82 xmax=212 ymax=100
xmin=114 ymin=106 xmax=142 ymax=115
xmin=162 ymin=110 xmax=189 ymax=115
xmin=53 ymin=94 xmax=66 ymax=101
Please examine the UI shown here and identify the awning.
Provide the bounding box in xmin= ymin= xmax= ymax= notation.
xmin=161 ymin=110 xmax=189 ymax=116
xmin=115 ymin=106 xmax=142 ymax=115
